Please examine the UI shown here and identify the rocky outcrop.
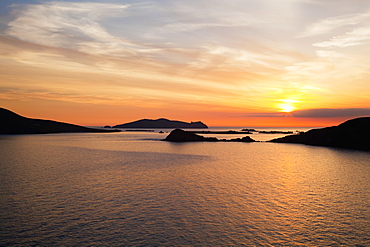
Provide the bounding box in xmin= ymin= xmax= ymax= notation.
xmin=163 ymin=129 xmax=255 ymax=143
xmin=0 ymin=108 xmax=120 ymax=134
xmin=228 ymin=136 xmax=256 ymax=142
xmin=269 ymin=117 xmax=370 ymax=151
xmin=113 ymin=118 xmax=208 ymax=128
xmin=164 ymin=129 xmax=217 ymax=142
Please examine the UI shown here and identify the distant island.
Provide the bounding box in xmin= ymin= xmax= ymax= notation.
xmin=241 ymin=129 xmax=294 ymax=134
xmin=0 ymin=108 xmax=120 ymax=134
xmin=188 ymin=130 xmax=295 ymax=135
xmin=188 ymin=130 xmax=253 ymax=134
xmin=258 ymin=130 xmax=294 ymax=134
xmin=163 ymin=129 xmax=256 ymax=142
xmin=269 ymin=117 xmax=370 ymax=151
xmin=113 ymin=118 xmax=208 ymax=129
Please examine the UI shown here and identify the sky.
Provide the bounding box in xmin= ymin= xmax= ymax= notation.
xmin=1 ymin=0 xmax=370 ymax=127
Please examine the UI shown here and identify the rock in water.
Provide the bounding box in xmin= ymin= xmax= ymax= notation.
xmin=163 ymin=129 xmax=256 ymax=143
xmin=224 ymin=136 xmax=256 ymax=142
xmin=164 ymin=129 xmax=217 ymax=142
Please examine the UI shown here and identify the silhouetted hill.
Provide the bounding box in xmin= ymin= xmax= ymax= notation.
xmin=269 ymin=117 xmax=370 ymax=151
xmin=163 ymin=129 xmax=256 ymax=142
xmin=0 ymin=108 xmax=120 ymax=134
xmin=113 ymin=118 xmax=208 ymax=128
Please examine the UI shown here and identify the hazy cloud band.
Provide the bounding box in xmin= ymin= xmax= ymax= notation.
xmin=292 ymin=108 xmax=370 ymax=118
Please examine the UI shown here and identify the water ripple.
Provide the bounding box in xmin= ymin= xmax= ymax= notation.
xmin=0 ymin=134 xmax=369 ymax=246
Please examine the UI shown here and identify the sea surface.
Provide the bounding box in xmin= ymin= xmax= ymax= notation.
xmin=1 ymin=128 xmax=369 ymax=246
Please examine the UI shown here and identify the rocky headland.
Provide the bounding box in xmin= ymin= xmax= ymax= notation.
xmin=163 ymin=129 xmax=256 ymax=142
xmin=0 ymin=108 xmax=120 ymax=134
xmin=269 ymin=117 xmax=370 ymax=151
xmin=114 ymin=118 xmax=208 ymax=129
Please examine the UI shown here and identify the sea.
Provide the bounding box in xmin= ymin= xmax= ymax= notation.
xmin=1 ymin=127 xmax=369 ymax=246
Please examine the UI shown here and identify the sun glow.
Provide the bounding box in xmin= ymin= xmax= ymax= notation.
xmin=277 ymin=99 xmax=299 ymax=113
xmin=279 ymin=104 xmax=295 ymax=113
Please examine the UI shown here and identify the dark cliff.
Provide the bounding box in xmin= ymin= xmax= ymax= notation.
xmin=0 ymin=108 xmax=120 ymax=134
xmin=113 ymin=118 xmax=208 ymax=128
xmin=269 ymin=117 xmax=370 ymax=151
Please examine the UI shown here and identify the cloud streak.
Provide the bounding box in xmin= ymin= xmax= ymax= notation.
xmin=6 ymin=2 xmax=140 ymax=54
xmin=241 ymin=108 xmax=370 ymax=119
xmin=7 ymin=2 xmax=129 ymax=44
xmin=292 ymin=108 xmax=370 ymax=118
xmin=313 ymin=27 xmax=370 ymax=48
xmin=299 ymin=12 xmax=370 ymax=38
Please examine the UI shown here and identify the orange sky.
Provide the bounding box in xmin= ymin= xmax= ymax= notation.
xmin=1 ymin=1 xmax=370 ymax=127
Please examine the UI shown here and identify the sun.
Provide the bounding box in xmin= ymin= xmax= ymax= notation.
xmin=279 ymin=103 xmax=295 ymax=113
xmin=277 ymin=99 xmax=298 ymax=113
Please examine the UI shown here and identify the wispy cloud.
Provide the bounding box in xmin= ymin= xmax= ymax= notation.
xmin=315 ymin=50 xmax=343 ymax=58
xmin=1 ymin=1 xmax=370 ymax=125
xmin=299 ymin=9 xmax=370 ymax=76
xmin=313 ymin=27 xmax=370 ymax=47
xmin=2 ymin=1 xmax=307 ymax=90
xmin=299 ymin=12 xmax=370 ymax=38
xmin=6 ymin=2 xmax=155 ymax=58
xmin=187 ymin=44 xmax=283 ymax=73
xmin=7 ymin=2 xmax=130 ymax=46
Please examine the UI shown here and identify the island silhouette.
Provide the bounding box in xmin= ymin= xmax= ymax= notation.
xmin=113 ymin=118 xmax=208 ymax=128
xmin=1 ymin=107 xmax=369 ymax=151
xmin=0 ymin=108 xmax=120 ymax=134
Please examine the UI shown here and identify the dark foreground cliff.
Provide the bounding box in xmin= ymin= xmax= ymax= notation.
xmin=113 ymin=118 xmax=208 ymax=128
xmin=269 ymin=117 xmax=370 ymax=151
xmin=0 ymin=108 xmax=120 ymax=134
xmin=164 ymin=129 xmax=255 ymax=142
